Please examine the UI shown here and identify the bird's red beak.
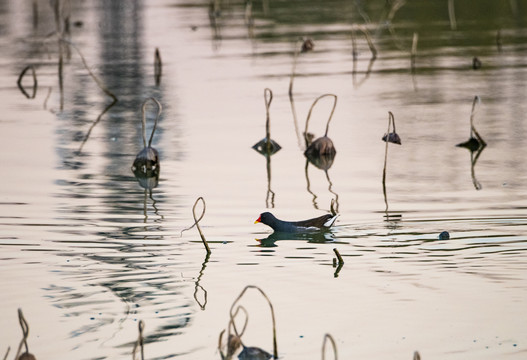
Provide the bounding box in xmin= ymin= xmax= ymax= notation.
xmin=254 ymin=216 xmax=261 ymax=224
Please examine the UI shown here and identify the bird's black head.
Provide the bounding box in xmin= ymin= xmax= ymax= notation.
xmin=255 ymin=212 xmax=275 ymax=225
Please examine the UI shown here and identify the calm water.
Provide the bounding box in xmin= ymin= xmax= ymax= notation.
xmin=1 ymin=0 xmax=527 ymax=359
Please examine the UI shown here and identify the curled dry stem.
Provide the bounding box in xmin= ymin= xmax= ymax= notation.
xmin=229 ymin=285 xmax=278 ymax=359
xmin=141 ymin=97 xmax=163 ymax=148
xmin=219 ymin=305 xmax=249 ymax=359
xmin=264 ymin=88 xmax=273 ymax=150
xmin=193 ymin=197 xmax=211 ymax=254
xmin=304 ymin=94 xmax=338 ymax=145
xmin=15 ymin=309 xmax=30 ymax=359
xmin=322 ymin=333 xmax=338 ymax=360
xmin=229 ymin=305 xmax=249 ymax=339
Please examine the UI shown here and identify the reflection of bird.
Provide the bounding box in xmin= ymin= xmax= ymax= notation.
xmin=255 ymin=212 xmax=338 ymax=232
xmin=257 ymin=230 xmax=335 ymax=247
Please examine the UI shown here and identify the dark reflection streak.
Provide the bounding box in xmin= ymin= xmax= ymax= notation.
xmin=352 ymin=56 xmax=376 ymax=88
xmin=351 ymin=26 xmax=377 ymax=89
xmin=265 ymin=154 xmax=275 ymax=208
xmin=324 ymin=169 xmax=339 ymax=214
xmin=384 ymin=0 xmax=407 ymax=51
xmin=244 ymin=1 xmax=255 ymax=41
xmin=305 ymin=160 xmax=319 ymax=209
xmin=43 ymin=87 xmax=52 ymax=110
xmin=382 ymin=113 xmax=390 ymax=213
xmin=333 ymin=261 xmax=343 ymax=277
xmin=149 ymin=190 xmax=162 ymax=222
xmin=193 ymin=253 xmax=210 ymax=310
xmin=58 ymin=39 xmax=64 ymax=111
xmin=142 ymin=188 xmax=162 ymax=224
xmin=143 ymin=189 xmax=148 ymax=224
xmin=77 ymin=99 xmax=118 ymax=154
xmin=208 ymin=3 xmax=222 ymax=51
xmin=470 ymin=145 xmax=485 ymax=190
xmin=17 ymin=65 xmax=38 ymax=99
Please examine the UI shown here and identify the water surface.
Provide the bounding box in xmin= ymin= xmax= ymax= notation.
xmin=1 ymin=1 xmax=527 ymax=359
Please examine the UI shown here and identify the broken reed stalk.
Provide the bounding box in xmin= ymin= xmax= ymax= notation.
xmin=229 ymin=285 xmax=278 ymax=359
xmin=448 ymin=0 xmax=457 ymax=30
xmin=132 ymin=320 xmax=145 ymax=360
xmin=411 ymin=32 xmax=418 ymax=73
xmin=17 ymin=65 xmax=38 ymax=99
xmin=154 ymin=48 xmax=162 ymax=85
xmin=141 ymin=97 xmax=162 ymax=148
xmin=333 ymin=248 xmax=344 ymax=265
xmin=192 ymin=197 xmax=211 ymax=254
xmin=304 ymin=94 xmax=337 ymax=145
xmin=59 ymin=38 xmax=118 ymax=102
xmin=321 ymin=333 xmax=338 ymax=360
xmin=264 ymin=88 xmax=273 ymax=152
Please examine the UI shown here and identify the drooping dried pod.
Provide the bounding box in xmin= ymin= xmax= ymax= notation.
xmin=382 ymin=111 xmax=401 ymax=145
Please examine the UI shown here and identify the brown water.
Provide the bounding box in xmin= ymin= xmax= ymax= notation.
xmin=1 ymin=0 xmax=527 ymax=359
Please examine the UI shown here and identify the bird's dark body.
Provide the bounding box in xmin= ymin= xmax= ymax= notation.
xmin=256 ymin=212 xmax=338 ymax=232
